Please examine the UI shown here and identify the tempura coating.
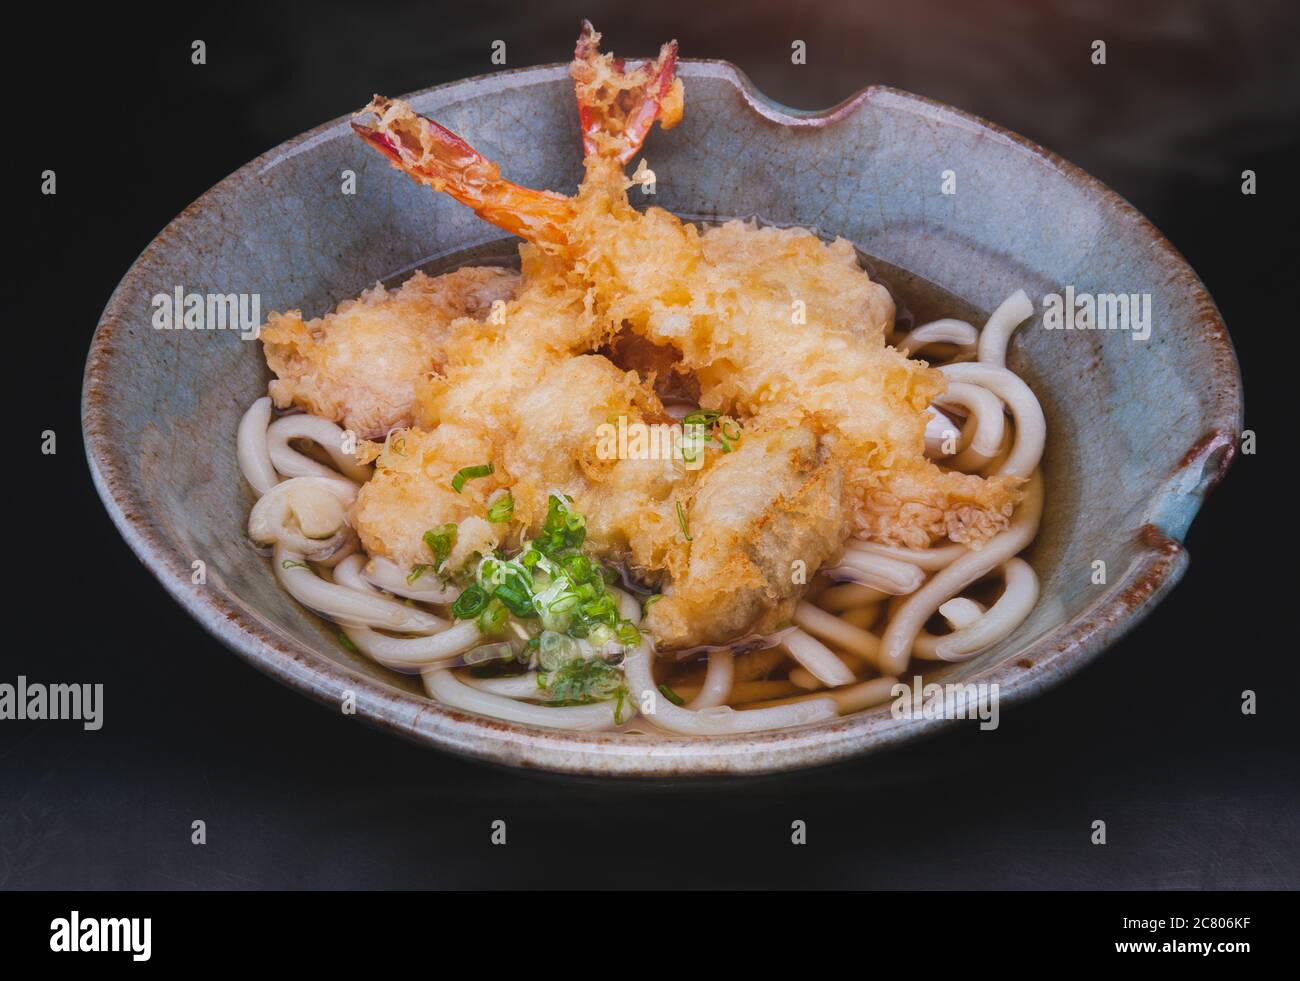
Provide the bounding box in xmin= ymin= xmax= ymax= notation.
xmin=567 ymin=207 xmax=1023 ymax=548
xmin=261 ymin=266 xmax=518 ymax=438
xmin=643 ymin=426 xmax=845 ymax=650
xmin=324 ymin=25 xmax=1029 ymax=650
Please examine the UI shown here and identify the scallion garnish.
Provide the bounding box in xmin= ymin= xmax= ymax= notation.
xmin=406 ymin=564 xmax=430 ymax=584
xmin=658 ymin=683 xmax=685 ymax=706
xmin=676 ymin=501 xmax=692 ymax=541
xmin=477 ymin=597 xmax=508 ymax=634
xmin=451 ymin=584 xmax=490 ymax=619
xmin=444 ymin=493 xmax=642 ymax=709
xmin=683 ymin=409 xmax=721 ymax=427
xmin=451 ymin=462 xmax=494 ymax=493
xmin=486 ymin=490 xmax=514 ymax=523
xmin=717 ymin=418 xmax=742 ymax=453
xmin=422 ymin=523 xmax=458 ymax=570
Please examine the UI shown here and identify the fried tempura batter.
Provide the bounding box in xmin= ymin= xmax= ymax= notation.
xmin=262 ymin=266 xmax=518 ymax=438
xmin=259 ymin=23 xmax=1025 ymax=650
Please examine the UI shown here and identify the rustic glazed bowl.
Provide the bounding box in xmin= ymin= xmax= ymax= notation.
xmin=83 ymin=61 xmax=1242 ymax=776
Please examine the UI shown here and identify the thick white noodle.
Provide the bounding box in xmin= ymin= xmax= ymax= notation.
xmin=878 ymin=471 xmax=1044 ymax=674
xmin=248 ymin=476 xmax=358 ymax=556
xmin=266 ymin=414 xmax=372 ymax=483
xmin=744 ymin=676 xmax=899 ymax=714
xmin=939 ymin=362 xmax=1045 ymax=478
xmin=924 ymin=405 xmax=965 ymax=458
xmin=793 ymin=602 xmax=881 ymax=666
xmin=913 ymin=598 xmax=986 ymax=659
xmin=363 ymin=556 xmax=462 ymax=604
xmin=897 ymin=318 xmax=978 ymax=356
xmin=610 ymin=588 xmax=644 ymax=625
xmin=817 ymin=582 xmax=889 ymax=611
xmin=840 ymin=604 xmax=882 ymax=631
xmin=312 ymin=536 xmax=361 ymax=568
xmin=272 ymin=545 xmax=444 ymax=633
xmin=237 ymin=396 xmax=279 ymax=495
xmin=847 ymin=540 xmax=968 ymax=573
xmin=327 ymin=555 xmax=480 ymax=668
xmin=783 ymin=628 xmax=857 ymax=686
xmin=346 ymin=621 xmax=479 ymax=668
xmin=977 ymin=289 xmax=1034 ymax=367
xmin=824 ymin=677 xmax=901 ymax=713
xmin=828 ymin=550 xmax=926 ymax=594
xmin=422 ymin=667 xmax=625 ymax=731
xmin=934 ymin=381 xmax=1007 ymax=472
xmin=789 ymin=651 xmax=858 ymax=690
xmin=940 ymin=597 xmax=986 ymax=629
xmin=624 ymin=641 xmax=838 ymax=734
xmin=457 ymin=670 xmax=543 ymax=698
xmin=686 ymin=651 xmax=735 ymax=709
xmin=930 ymin=558 xmax=1039 ymax=661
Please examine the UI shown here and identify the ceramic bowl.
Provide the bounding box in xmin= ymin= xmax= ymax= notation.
xmin=83 ymin=61 xmax=1242 ymax=776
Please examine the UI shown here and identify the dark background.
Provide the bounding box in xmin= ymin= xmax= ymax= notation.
xmin=4 ymin=0 xmax=1297 ymax=889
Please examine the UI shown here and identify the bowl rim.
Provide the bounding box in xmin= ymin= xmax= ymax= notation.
xmin=82 ymin=59 xmax=1244 ymax=777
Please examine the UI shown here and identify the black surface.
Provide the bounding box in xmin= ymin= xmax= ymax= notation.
xmin=5 ymin=0 xmax=1297 ymax=889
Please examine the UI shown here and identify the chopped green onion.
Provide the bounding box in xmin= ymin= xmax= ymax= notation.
xmin=643 ymin=594 xmax=663 ymax=609
xmin=717 ymin=418 xmax=743 ymax=453
xmin=494 ymin=582 xmax=535 ymax=618
xmin=337 ymin=632 xmax=360 ymax=654
xmin=658 ymin=683 xmax=685 ymax=706
xmin=477 ymin=597 xmax=508 ymax=634
xmin=486 ymin=490 xmax=514 ymax=523
xmin=538 ymin=493 xmax=585 ymax=554
xmin=676 ymin=501 xmax=692 ymax=541
xmin=562 ymin=553 xmax=593 ymax=581
xmin=541 ymin=655 xmax=627 ymax=706
xmin=422 ymin=524 xmax=458 ymax=569
xmin=452 ymin=462 xmax=494 ymax=493
xmin=451 ymin=584 xmax=491 ymax=619
xmin=547 ymin=594 xmax=580 ymax=615
xmin=683 ymin=409 xmax=721 ymax=427
xmin=406 ymin=564 xmax=430 ymax=584
xmin=281 ymin=559 xmax=308 ymax=570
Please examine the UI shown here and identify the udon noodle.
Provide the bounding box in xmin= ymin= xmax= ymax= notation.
xmin=238 ymin=287 xmax=1045 ymax=735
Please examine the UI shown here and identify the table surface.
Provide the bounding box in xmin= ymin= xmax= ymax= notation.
xmin=5 ymin=0 xmax=1296 ymax=889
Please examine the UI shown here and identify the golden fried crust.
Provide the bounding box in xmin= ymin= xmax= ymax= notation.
xmin=348 ymin=425 xmax=505 ymax=570
xmin=269 ymin=88 xmax=1027 ymax=647
xmin=350 ymin=349 xmax=687 ymax=574
xmin=261 ymin=266 xmax=518 ymax=439
xmin=566 ymin=206 xmax=1022 ymax=547
xmin=644 ymin=426 xmax=845 ymax=649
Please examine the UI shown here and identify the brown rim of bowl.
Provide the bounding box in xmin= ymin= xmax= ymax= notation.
xmin=82 ymin=60 xmax=1243 ymax=777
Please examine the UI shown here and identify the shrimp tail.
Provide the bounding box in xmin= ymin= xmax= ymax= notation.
xmin=571 ymin=20 xmax=683 ymax=167
xmin=351 ymin=97 xmax=575 ymax=248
